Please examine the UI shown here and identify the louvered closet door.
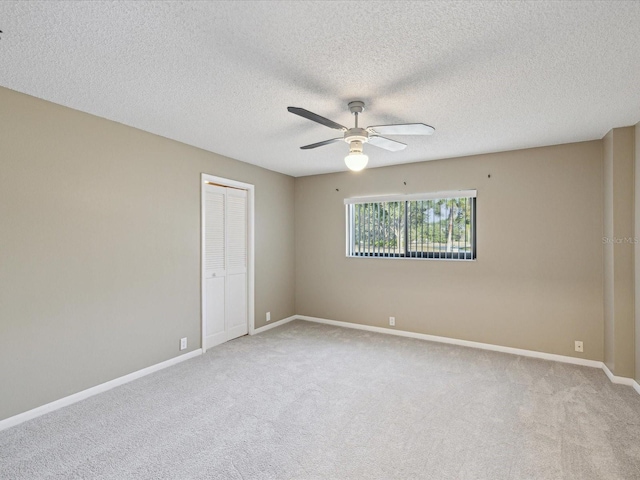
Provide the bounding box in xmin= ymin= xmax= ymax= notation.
xmin=204 ymin=184 xmax=227 ymax=348
xmin=225 ymin=189 xmax=248 ymax=341
xmin=204 ymin=184 xmax=248 ymax=349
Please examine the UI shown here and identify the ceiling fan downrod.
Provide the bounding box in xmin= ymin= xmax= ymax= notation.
xmin=348 ymin=100 xmax=365 ymax=129
xmin=345 ymin=101 xmax=368 ymax=147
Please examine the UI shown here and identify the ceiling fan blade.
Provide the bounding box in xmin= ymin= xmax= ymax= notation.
xmin=288 ymin=107 xmax=347 ymax=131
xmin=368 ymin=135 xmax=407 ymax=152
xmin=368 ymin=123 xmax=435 ymax=135
xmin=300 ymin=138 xmax=343 ymax=150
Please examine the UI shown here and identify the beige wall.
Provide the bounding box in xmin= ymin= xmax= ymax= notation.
xmin=0 ymin=87 xmax=295 ymax=421
xmin=603 ymin=127 xmax=636 ymax=378
xmin=295 ymin=141 xmax=604 ymax=360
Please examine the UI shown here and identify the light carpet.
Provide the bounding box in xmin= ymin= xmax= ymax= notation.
xmin=1 ymin=320 xmax=640 ymax=479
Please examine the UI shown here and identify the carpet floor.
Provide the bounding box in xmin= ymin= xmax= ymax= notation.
xmin=1 ymin=320 xmax=640 ymax=479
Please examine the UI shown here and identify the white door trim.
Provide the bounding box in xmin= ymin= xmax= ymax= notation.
xmin=201 ymin=173 xmax=255 ymax=353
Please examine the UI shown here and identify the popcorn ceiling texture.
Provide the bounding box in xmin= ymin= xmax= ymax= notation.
xmin=0 ymin=1 xmax=639 ymax=176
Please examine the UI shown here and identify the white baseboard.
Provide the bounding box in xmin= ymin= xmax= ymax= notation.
xmin=251 ymin=315 xmax=297 ymax=335
xmin=295 ymin=315 xmax=640 ymax=396
xmin=4 ymin=315 xmax=638 ymax=432
xmin=296 ymin=315 xmax=603 ymax=368
xmin=601 ymin=363 xmax=637 ymax=386
xmin=3 ymin=315 xmax=293 ymax=431
xmin=0 ymin=348 xmax=202 ymax=432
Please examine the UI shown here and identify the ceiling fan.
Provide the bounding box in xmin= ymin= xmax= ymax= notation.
xmin=287 ymin=101 xmax=435 ymax=171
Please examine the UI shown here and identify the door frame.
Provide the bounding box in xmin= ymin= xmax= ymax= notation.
xmin=201 ymin=173 xmax=255 ymax=353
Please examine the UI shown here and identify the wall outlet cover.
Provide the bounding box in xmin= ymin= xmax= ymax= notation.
xmin=180 ymin=337 xmax=187 ymax=351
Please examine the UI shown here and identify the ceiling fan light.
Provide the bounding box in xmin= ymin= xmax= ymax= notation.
xmin=345 ymin=152 xmax=369 ymax=171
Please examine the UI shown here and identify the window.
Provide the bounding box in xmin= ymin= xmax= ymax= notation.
xmin=345 ymin=190 xmax=476 ymax=260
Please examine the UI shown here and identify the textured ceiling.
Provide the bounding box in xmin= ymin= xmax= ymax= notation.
xmin=1 ymin=1 xmax=639 ymax=177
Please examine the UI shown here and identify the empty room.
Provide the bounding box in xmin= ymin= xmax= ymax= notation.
xmin=1 ymin=1 xmax=640 ymax=479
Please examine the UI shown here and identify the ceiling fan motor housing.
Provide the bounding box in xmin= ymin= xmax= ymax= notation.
xmin=344 ymin=128 xmax=369 ymax=145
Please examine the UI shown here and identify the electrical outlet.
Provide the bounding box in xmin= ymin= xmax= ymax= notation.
xmin=389 ymin=316 xmax=396 ymax=327
xmin=180 ymin=337 xmax=187 ymax=351
xmin=574 ymin=341 xmax=583 ymax=353
xmin=266 ymin=312 xmax=271 ymax=322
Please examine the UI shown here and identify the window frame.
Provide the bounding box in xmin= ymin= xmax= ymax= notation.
xmin=345 ymin=190 xmax=477 ymax=261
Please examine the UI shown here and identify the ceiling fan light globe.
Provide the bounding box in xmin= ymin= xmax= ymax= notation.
xmin=345 ymin=153 xmax=369 ymax=171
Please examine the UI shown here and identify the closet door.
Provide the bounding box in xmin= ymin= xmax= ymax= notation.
xmin=204 ymin=184 xmax=227 ymax=348
xmin=225 ymin=188 xmax=248 ymax=341
xmin=203 ymin=184 xmax=248 ymax=349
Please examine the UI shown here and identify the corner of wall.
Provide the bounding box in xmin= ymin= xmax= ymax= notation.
xmin=603 ymin=126 xmax=636 ymax=378
xmin=635 ymin=121 xmax=640 ymax=383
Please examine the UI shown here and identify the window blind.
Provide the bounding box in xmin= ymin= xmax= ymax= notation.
xmin=346 ymin=191 xmax=476 ymax=260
